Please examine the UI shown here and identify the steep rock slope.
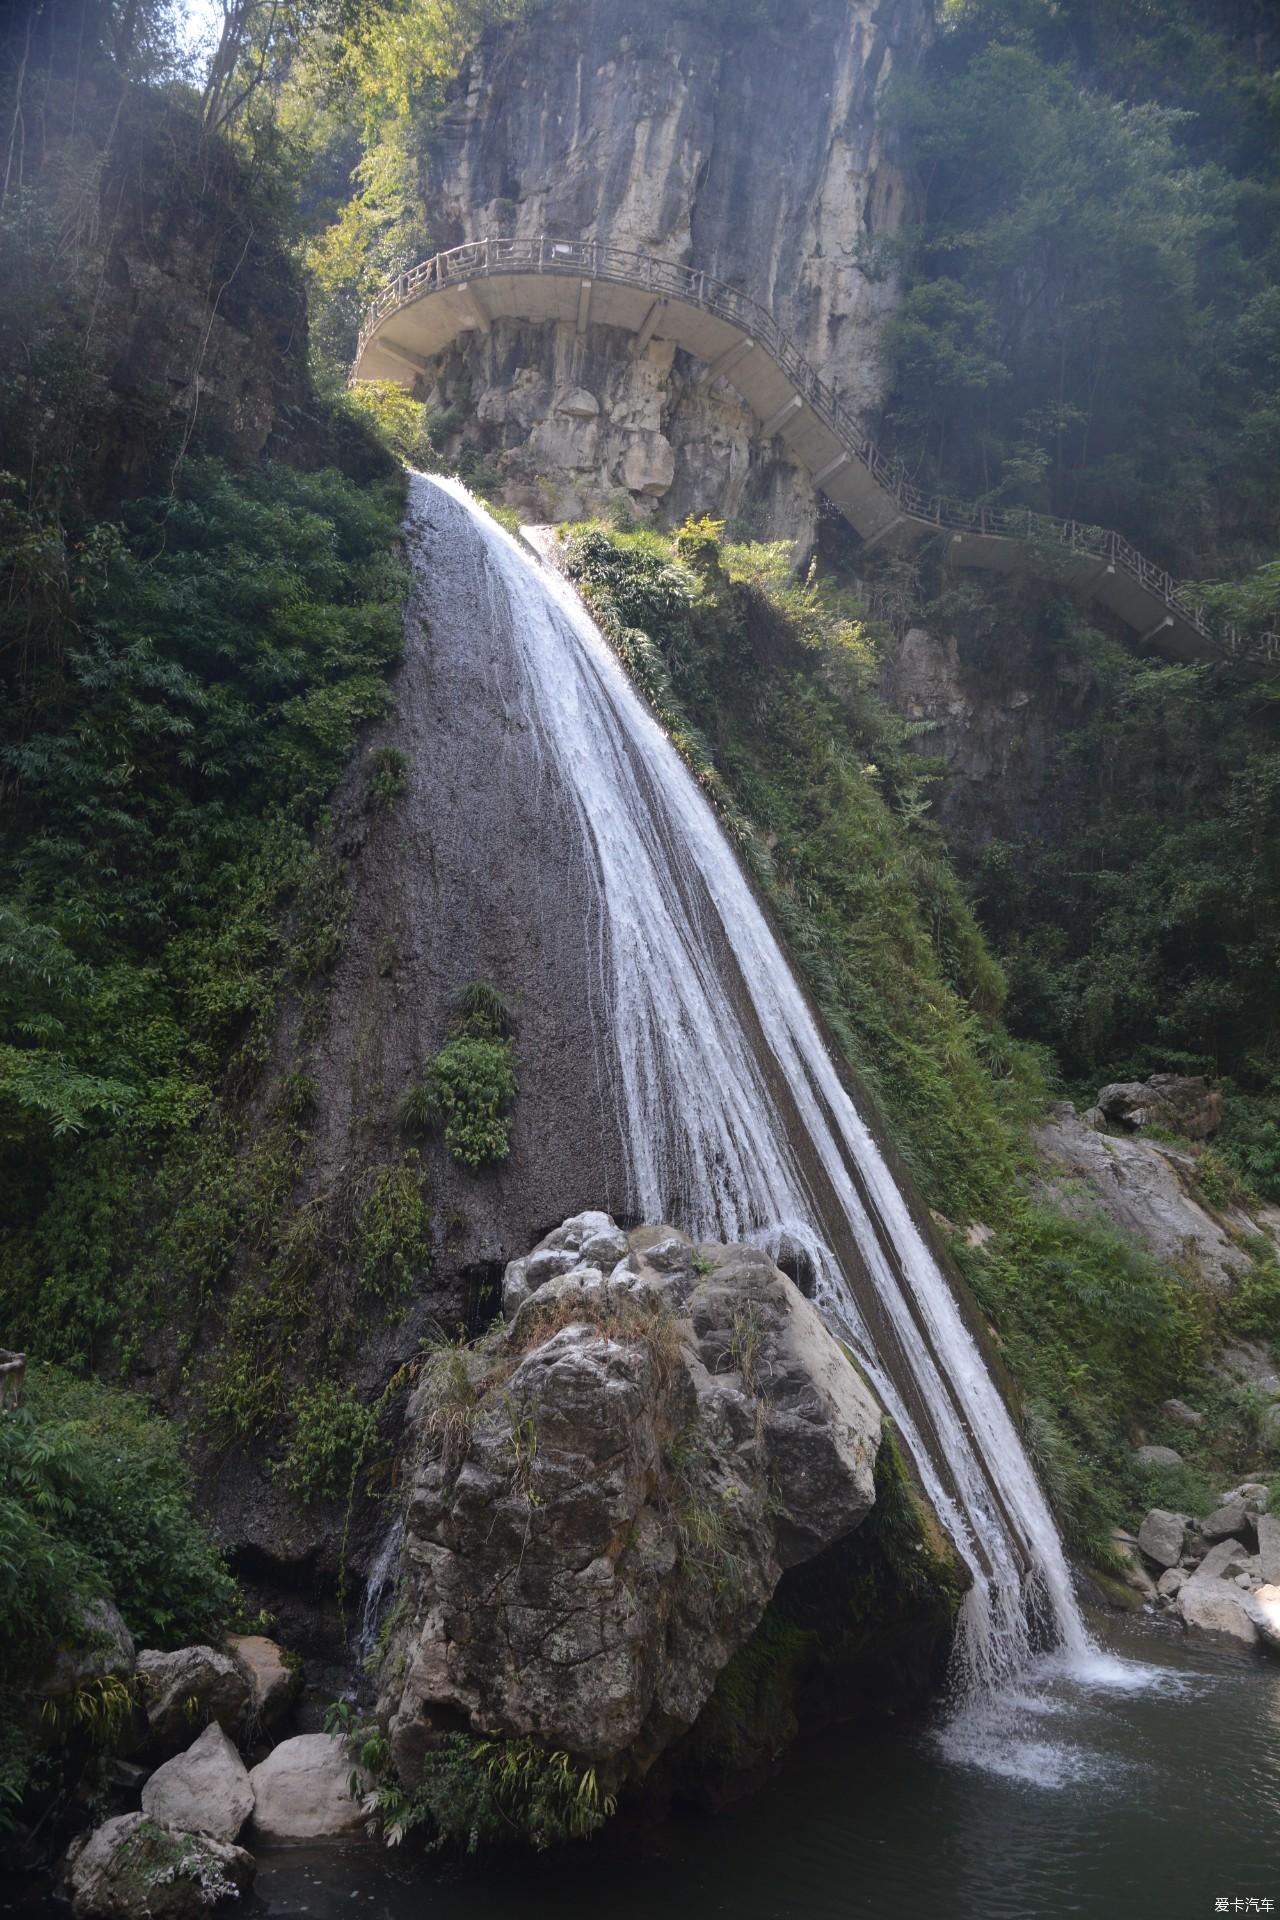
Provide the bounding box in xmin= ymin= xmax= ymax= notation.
xmin=416 ymin=0 xmax=928 ymax=535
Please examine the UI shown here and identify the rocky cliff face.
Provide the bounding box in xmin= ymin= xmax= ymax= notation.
xmin=416 ymin=0 xmax=929 ymax=539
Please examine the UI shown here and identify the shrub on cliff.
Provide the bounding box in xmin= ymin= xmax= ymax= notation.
xmin=0 ymin=1366 xmax=235 ymax=1824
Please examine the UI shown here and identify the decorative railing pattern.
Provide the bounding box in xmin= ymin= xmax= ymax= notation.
xmin=357 ymin=236 xmax=1279 ymax=667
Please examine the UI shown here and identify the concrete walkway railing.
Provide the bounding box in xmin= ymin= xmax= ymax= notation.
xmin=356 ymin=236 xmax=1278 ymax=668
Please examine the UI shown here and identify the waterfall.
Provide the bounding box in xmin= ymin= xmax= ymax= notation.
xmin=357 ymin=1517 xmax=404 ymax=1665
xmin=407 ymin=472 xmax=1091 ymax=1697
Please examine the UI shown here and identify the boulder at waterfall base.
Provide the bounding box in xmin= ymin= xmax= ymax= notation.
xmin=248 ymin=1734 xmax=367 ymax=1842
xmin=140 ymin=1724 xmax=254 ymax=1844
xmin=64 ymin=1813 xmax=254 ymax=1919
xmin=370 ymin=1214 xmax=964 ymax=1833
xmin=136 ymin=1648 xmax=250 ymax=1758
xmin=228 ymin=1635 xmax=299 ymax=1731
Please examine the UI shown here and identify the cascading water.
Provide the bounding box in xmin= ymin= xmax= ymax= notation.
xmin=356 ymin=1517 xmax=404 ymax=1665
xmin=408 ymin=471 xmax=1091 ymax=1701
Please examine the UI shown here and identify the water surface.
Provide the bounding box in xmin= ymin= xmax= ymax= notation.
xmin=249 ymin=1617 xmax=1280 ymax=1920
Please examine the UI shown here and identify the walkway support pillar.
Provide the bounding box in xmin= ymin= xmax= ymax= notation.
xmin=697 ymin=336 xmax=755 ymax=387
xmin=762 ymin=394 xmax=803 ymax=439
xmin=456 ymin=284 xmax=491 ymax=335
xmin=631 ymin=298 xmax=667 ymax=357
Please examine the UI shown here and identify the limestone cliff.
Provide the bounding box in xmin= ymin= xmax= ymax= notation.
xmin=414 ymin=0 xmax=929 ymax=538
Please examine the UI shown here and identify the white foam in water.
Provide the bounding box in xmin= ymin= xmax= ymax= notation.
xmin=411 ymin=475 xmax=1094 ymax=1705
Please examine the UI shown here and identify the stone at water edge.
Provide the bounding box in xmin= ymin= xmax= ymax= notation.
xmin=248 ymin=1734 xmax=367 ymax=1843
xmin=1244 ymin=1585 xmax=1280 ymax=1652
xmin=1256 ymin=1513 xmax=1280 ymax=1587
xmin=1157 ymin=1567 xmax=1187 ymax=1601
xmin=1176 ymin=1581 xmax=1260 ymax=1647
xmin=1137 ymin=1509 xmax=1188 ymax=1569
xmin=136 ymin=1647 xmax=250 ymax=1759
xmin=1108 ymin=1529 xmax=1158 ymax=1602
xmin=140 ymin=1722 xmax=253 ymax=1845
xmin=64 ymin=1811 xmax=254 ymax=1920
xmin=227 ymin=1635 xmax=299 ymax=1730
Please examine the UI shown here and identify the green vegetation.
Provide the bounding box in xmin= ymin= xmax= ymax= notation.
xmin=876 ymin=1 xmax=1280 ymax=580
xmin=402 ymin=983 xmax=518 ymax=1169
xmin=363 ymin=1730 xmax=615 ymax=1851
xmin=280 ymin=1381 xmax=380 ymax=1504
xmin=0 ymin=1366 xmax=235 ymax=1821
xmin=0 ymin=454 xmax=407 ymax=1363
xmin=366 ymin=745 xmax=412 ymax=810
xmin=932 ymin=592 xmax=1280 ymax=1192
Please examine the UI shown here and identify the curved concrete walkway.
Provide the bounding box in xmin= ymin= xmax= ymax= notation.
xmin=355 ymin=236 xmax=1277 ymax=668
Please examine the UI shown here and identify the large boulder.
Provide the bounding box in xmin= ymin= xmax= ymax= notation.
xmin=379 ymin=1216 xmax=888 ymax=1790
xmin=136 ymin=1648 xmax=250 ymax=1759
xmin=227 ymin=1636 xmax=299 ymax=1733
xmin=43 ymin=1599 xmax=136 ymax=1700
xmin=64 ymin=1812 xmax=253 ymax=1919
xmin=1094 ymin=1074 xmax=1222 ymax=1141
xmin=1137 ymin=1509 xmax=1187 ymax=1569
xmin=1177 ymin=1581 xmax=1259 ymax=1647
xmin=140 ymin=1723 xmax=253 ymax=1844
xmin=248 ymin=1734 xmax=366 ymax=1843
xmin=1244 ymin=1585 xmax=1280 ymax=1653
xmin=1034 ymin=1105 xmax=1250 ymax=1293
xmin=1201 ymin=1497 xmax=1253 ymax=1543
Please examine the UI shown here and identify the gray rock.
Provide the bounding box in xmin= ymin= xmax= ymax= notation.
xmin=44 ymin=1598 xmax=136 ymax=1700
xmin=1188 ymin=1538 xmax=1254 ymax=1585
xmin=579 ymin=1226 xmax=629 ymax=1269
xmin=1160 ymin=1398 xmax=1204 ymax=1430
xmin=136 ymin=1648 xmax=250 ymax=1759
xmin=1094 ymin=1075 xmax=1221 ymax=1141
xmin=1177 ymin=1581 xmax=1260 ymax=1646
xmin=1033 ymin=1106 xmax=1249 ymax=1293
xmin=1156 ymin=1567 xmax=1187 ymax=1600
xmin=64 ymin=1812 xmax=253 ymax=1919
xmin=1218 ymin=1342 xmax=1280 ymax=1397
xmin=1257 ymin=1512 xmax=1280 ymax=1586
xmin=380 ymin=1219 xmax=889 ymax=1787
xmin=248 ymin=1734 xmax=366 ymax=1843
xmin=1137 ymin=1509 xmax=1187 ymax=1569
xmin=141 ymin=1724 xmax=253 ymax=1844
xmin=1107 ymin=1530 xmax=1158 ymax=1603
xmin=1244 ymin=1584 xmax=1280 ymax=1653
xmin=227 ymin=1636 xmax=299 ymax=1732
xmin=1201 ymin=1498 xmax=1252 ymax=1543
xmin=1134 ymin=1444 xmax=1183 ymax=1469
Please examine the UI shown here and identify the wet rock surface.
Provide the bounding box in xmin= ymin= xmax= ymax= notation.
xmin=378 ymin=1215 xmax=883 ymax=1788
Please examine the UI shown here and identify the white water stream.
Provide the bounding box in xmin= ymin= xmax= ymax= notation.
xmin=411 ymin=472 xmax=1092 ymax=1701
